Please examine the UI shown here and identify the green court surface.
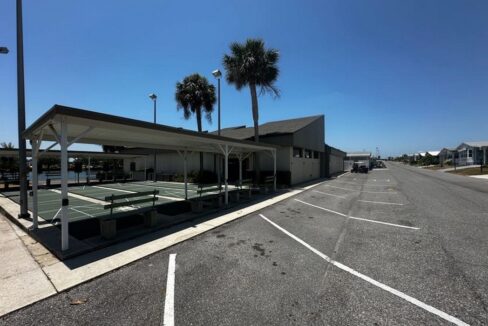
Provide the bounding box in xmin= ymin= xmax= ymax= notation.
xmin=97 ymin=181 xmax=200 ymax=199
xmin=68 ymin=184 xmax=174 ymax=204
xmin=1 ymin=181 xmax=228 ymax=225
xmin=6 ymin=190 xmax=107 ymax=223
xmin=3 ymin=188 xmax=165 ymax=223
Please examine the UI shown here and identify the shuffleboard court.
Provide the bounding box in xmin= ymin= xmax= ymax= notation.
xmin=100 ymin=181 xmax=199 ymax=199
xmin=68 ymin=185 xmax=174 ymax=205
xmin=5 ymin=190 xmax=108 ymax=223
xmin=132 ymin=180 xmax=200 ymax=190
xmin=3 ymin=188 xmax=167 ymax=223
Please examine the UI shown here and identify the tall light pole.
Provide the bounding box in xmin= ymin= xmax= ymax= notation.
xmin=149 ymin=93 xmax=157 ymax=182
xmin=17 ymin=0 xmax=29 ymax=219
xmin=212 ymin=69 xmax=222 ymax=185
xmin=212 ymin=69 xmax=222 ymax=135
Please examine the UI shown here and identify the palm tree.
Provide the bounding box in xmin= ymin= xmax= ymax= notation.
xmin=223 ymin=38 xmax=280 ymax=180
xmin=175 ymin=73 xmax=216 ymax=173
xmin=1 ymin=142 xmax=15 ymax=149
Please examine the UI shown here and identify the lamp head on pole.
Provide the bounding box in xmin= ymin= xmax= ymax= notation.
xmin=149 ymin=93 xmax=157 ymax=101
xmin=0 ymin=47 xmax=9 ymax=54
xmin=212 ymin=69 xmax=222 ymax=79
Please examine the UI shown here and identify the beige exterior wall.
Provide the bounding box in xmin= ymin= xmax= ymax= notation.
xmin=329 ymin=154 xmax=344 ymax=175
xmin=291 ymin=157 xmax=320 ymax=184
xmin=256 ymin=147 xmax=291 ymax=171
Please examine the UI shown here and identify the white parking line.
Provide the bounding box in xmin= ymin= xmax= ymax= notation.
xmin=294 ymin=199 xmax=418 ymax=230
xmin=323 ymin=185 xmax=358 ymax=192
xmin=163 ymin=253 xmax=176 ymax=326
xmin=259 ymin=214 xmax=468 ymax=326
xmin=323 ymin=184 xmax=397 ymax=194
xmin=312 ymin=190 xmax=346 ymax=199
xmin=333 ymin=181 xmax=391 ymax=187
xmin=358 ymin=200 xmax=404 ymax=206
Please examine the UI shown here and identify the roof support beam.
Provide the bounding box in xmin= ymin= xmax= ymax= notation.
xmin=48 ymin=124 xmax=61 ymax=143
xmin=67 ymin=126 xmax=94 ymax=147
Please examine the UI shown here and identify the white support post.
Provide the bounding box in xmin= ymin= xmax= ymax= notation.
xmin=183 ymin=150 xmax=188 ymax=200
xmin=144 ymin=157 xmax=147 ymax=181
xmin=87 ymin=156 xmax=91 ymax=184
xmin=60 ymin=118 xmax=69 ymax=251
xmin=238 ymin=154 xmax=243 ymax=186
xmin=272 ymin=149 xmax=277 ymax=191
xmin=177 ymin=150 xmax=189 ymax=200
xmin=217 ymin=155 xmax=221 ymax=186
xmin=224 ymin=145 xmax=229 ymax=205
xmin=31 ymin=138 xmax=40 ymax=229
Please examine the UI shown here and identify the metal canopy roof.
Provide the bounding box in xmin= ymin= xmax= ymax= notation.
xmin=23 ymin=105 xmax=277 ymax=154
xmin=0 ymin=148 xmax=146 ymax=159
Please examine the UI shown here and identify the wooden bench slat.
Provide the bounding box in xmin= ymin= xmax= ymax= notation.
xmin=100 ymin=206 xmax=154 ymax=220
xmin=197 ymin=187 xmax=221 ymax=194
xmin=104 ymin=196 xmax=158 ymax=210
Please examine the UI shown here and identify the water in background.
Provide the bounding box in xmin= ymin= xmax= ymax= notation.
xmin=27 ymin=171 xmax=94 ymax=181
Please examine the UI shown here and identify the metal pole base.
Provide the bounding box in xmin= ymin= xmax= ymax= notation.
xmin=18 ymin=213 xmax=30 ymax=219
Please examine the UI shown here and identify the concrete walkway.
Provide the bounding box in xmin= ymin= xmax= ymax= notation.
xmin=0 ymin=215 xmax=57 ymax=316
xmin=439 ymin=164 xmax=480 ymax=172
xmin=471 ymin=174 xmax=488 ymax=180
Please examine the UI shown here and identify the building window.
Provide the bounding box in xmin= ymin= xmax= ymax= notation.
xmin=293 ymin=147 xmax=302 ymax=158
xmin=468 ymin=149 xmax=472 ymax=158
xmin=304 ymin=149 xmax=312 ymax=158
xmin=313 ymin=151 xmax=319 ymax=159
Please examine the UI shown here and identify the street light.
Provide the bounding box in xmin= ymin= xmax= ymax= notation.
xmin=149 ymin=93 xmax=157 ymax=182
xmin=212 ymin=69 xmax=222 ymax=185
xmin=16 ymin=0 xmax=29 ymax=219
xmin=212 ymin=69 xmax=222 ymax=136
xmin=0 ymin=47 xmax=9 ymax=54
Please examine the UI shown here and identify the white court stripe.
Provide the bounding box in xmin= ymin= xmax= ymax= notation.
xmin=358 ymin=200 xmax=404 ymax=206
xmin=70 ymin=207 xmax=94 ymax=217
xmin=93 ymin=185 xmax=133 ymax=193
xmin=259 ymin=214 xmax=468 ymax=326
xmin=294 ymin=199 xmax=418 ymax=230
xmin=312 ymin=190 xmax=346 ymax=199
xmin=163 ymin=253 xmax=176 ymax=326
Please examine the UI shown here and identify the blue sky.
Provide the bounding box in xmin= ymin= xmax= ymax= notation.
xmin=0 ymin=0 xmax=487 ymax=156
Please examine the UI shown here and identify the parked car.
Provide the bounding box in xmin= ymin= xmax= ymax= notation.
xmin=351 ymin=163 xmax=359 ymax=173
xmin=357 ymin=161 xmax=369 ymax=173
xmin=358 ymin=164 xmax=369 ymax=173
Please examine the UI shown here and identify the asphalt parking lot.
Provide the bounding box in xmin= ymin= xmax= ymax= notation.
xmin=1 ymin=162 xmax=487 ymax=325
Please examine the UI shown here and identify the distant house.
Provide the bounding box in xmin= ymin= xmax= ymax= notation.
xmin=420 ymin=151 xmax=440 ymax=157
xmin=438 ymin=148 xmax=457 ymax=166
xmin=454 ymin=141 xmax=488 ymax=166
xmin=344 ymin=152 xmax=372 ymax=171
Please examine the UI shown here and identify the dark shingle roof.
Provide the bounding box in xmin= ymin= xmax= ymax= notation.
xmin=214 ymin=115 xmax=323 ymax=140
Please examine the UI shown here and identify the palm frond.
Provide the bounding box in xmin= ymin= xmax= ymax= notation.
xmin=175 ymin=74 xmax=216 ymax=125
